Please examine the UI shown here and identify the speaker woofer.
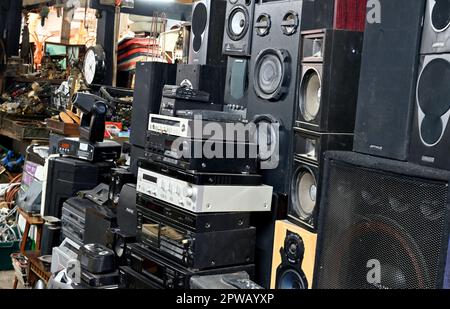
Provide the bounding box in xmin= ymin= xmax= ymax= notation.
xmin=431 ymin=0 xmax=450 ymax=32
xmin=253 ymin=48 xmax=290 ymax=100
xmin=277 ymin=268 xmax=308 ymax=289
xmin=227 ymin=6 xmax=249 ymax=40
xmin=192 ymin=2 xmax=208 ymax=53
xmin=300 ymin=68 xmax=322 ymax=122
xmin=292 ymin=166 xmax=317 ymax=222
xmin=255 ymin=119 xmax=279 ymax=162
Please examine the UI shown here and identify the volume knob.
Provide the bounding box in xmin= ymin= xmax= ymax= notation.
xmin=185 ymin=187 xmax=194 ymax=198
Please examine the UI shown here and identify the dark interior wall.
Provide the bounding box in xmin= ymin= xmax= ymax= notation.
xmin=0 ymin=0 xmax=23 ymax=57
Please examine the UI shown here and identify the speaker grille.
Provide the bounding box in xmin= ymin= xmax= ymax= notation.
xmin=431 ymin=0 xmax=450 ymax=32
xmin=316 ymin=158 xmax=450 ymax=289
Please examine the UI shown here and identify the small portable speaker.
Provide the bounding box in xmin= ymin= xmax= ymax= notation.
xmin=353 ymin=0 xmax=426 ymax=160
xmin=409 ymin=53 xmax=450 ymax=169
xmin=270 ymin=220 xmax=317 ymax=289
xmin=222 ymin=0 xmax=256 ymax=56
xmin=40 ymin=222 xmax=62 ymax=256
xmin=315 ymin=151 xmax=450 ymax=289
xmin=189 ymin=0 xmax=227 ymax=65
xmin=130 ymin=62 xmax=177 ymax=148
xmin=176 ymin=63 xmax=226 ymax=105
xmin=296 ymin=29 xmax=363 ymax=133
xmin=421 ymin=0 xmax=450 ymax=54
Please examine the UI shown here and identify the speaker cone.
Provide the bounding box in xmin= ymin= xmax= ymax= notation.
xmin=254 ymin=49 xmax=290 ymax=100
xmin=277 ymin=269 xmax=308 ymax=289
xmin=256 ymin=120 xmax=278 ymax=161
xmin=227 ymin=6 xmax=249 ymax=40
xmin=292 ymin=166 xmax=317 ymax=222
xmin=300 ymin=68 xmax=322 ymax=122
xmin=417 ymin=57 xmax=450 ymax=145
xmin=255 ymin=13 xmax=271 ymax=36
xmin=431 ymin=0 xmax=450 ymax=32
xmin=192 ymin=2 xmax=208 ymax=52
xmin=281 ymin=10 xmax=299 ymax=36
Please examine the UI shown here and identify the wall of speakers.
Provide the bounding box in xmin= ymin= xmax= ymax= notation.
xmin=270 ymin=220 xmax=317 ymax=289
xmin=247 ymin=0 xmax=303 ymax=194
xmin=296 ymin=29 xmax=363 ymax=133
xmin=315 ymin=151 xmax=450 ymax=289
xmin=223 ymin=0 xmax=256 ymax=56
xmin=189 ymin=0 xmax=227 ymax=65
xmin=421 ymin=0 xmax=450 ymax=54
xmin=289 ymin=127 xmax=353 ymax=230
xmin=353 ymin=0 xmax=426 ymax=161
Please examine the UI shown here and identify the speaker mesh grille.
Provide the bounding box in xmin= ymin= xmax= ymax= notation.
xmin=316 ymin=159 xmax=450 ymax=289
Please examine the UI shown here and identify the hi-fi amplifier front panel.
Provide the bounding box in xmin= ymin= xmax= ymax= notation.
xmin=136 ymin=167 xmax=273 ymax=213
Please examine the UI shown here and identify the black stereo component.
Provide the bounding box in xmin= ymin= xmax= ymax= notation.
xmin=297 ymin=29 xmax=363 ymax=133
xmin=176 ymin=64 xmax=226 ymax=106
xmin=81 ymin=269 xmax=119 ymax=288
xmin=145 ymin=131 xmax=258 ymax=174
xmin=138 ymin=159 xmax=261 ymax=186
xmin=61 ymin=197 xmax=97 ymax=245
xmin=353 ymin=0 xmax=426 ymax=160
xmin=314 ymin=150 xmax=450 ymax=289
xmin=109 ymin=167 xmax=136 ymax=205
xmin=162 ymin=85 xmax=210 ymax=102
xmin=421 ymin=0 xmax=450 ymax=54
xmin=224 ymin=57 xmax=250 ymax=109
xmin=40 ymin=222 xmax=61 ymax=256
xmin=160 ymin=96 xmax=222 ymax=117
xmin=80 ymin=183 xmax=110 ymax=206
xmin=130 ymin=62 xmax=177 ymax=148
xmin=293 ymin=127 xmax=353 ymax=165
xmin=136 ymin=193 xmax=251 ymax=233
xmin=125 ymin=243 xmax=255 ymax=289
xmin=223 ymin=0 xmax=255 ymax=56
xmin=189 ymin=0 xmax=227 ymax=65
xmin=410 ymin=54 xmax=450 ymax=169
xmin=190 ymin=272 xmax=262 ymax=289
xmin=137 ymin=206 xmax=256 ymax=270
xmin=117 ymin=184 xmax=138 ymax=237
xmin=301 ymin=0 xmax=367 ymax=31
xmin=43 ymin=157 xmax=113 ymax=219
xmin=79 ymin=243 xmax=115 ymax=274
xmin=247 ymin=0 xmax=303 ymax=194
xmin=175 ymin=109 xmax=246 ymax=123
xmin=119 ymin=266 xmax=159 ymax=289
xmin=84 ymin=204 xmax=118 ymax=246
xmin=58 ymin=138 xmax=121 ymax=162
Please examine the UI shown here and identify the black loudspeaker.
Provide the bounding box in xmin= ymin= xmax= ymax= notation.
xmin=117 ymin=184 xmax=137 ymax=237
xmin=315 ymin=151 xmax=450 ymax=289
xmin=288 ymin=127 xmax=353 ymax=230
xmin=421 ymin=0 xmax=450 ymax=54
xmin=130 ymin=62 xmax=177 ymax=148
xmin=410 ymin=54 xmax=450 ymax=169
xmin=84 ymin=205 xmax=118 ymax=246
xmin=247 ymin=0 xmax=303 ymax=194
xmin=43 ymin=157 xmax=114 ymax=219
xmin=108 ymin=229 xmax=136 ymax=266
xmin=222 ymin=0 xmax=256 ymax=56
xmin=224 ymin=56 xmax=249 ymax=108
xmin=176 ymin=64 xmax=226 ymax=106
xmin=353 ymin=0 xmax=426 ymax=161
xmin=40 ymin=222 xmax=61 ymax=256
xmin=189 ymin=0 xmax=227 ymax=65
xmin=296 ymin=29 xmax=363 ymax=133
xmin=301 ymin=0 xmax=367 ymax=31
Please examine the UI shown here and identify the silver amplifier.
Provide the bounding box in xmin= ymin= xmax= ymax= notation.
xmin=148 ymin=114 xmax=253 ymax=141
xmin=137 ymin=167 xmax=273 ymax=213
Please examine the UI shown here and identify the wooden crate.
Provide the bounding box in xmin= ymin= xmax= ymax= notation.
xmin=0 ymin=116 xmax=49 ymax=141
xmin=46 ymin=118 xmax=80 ymax=136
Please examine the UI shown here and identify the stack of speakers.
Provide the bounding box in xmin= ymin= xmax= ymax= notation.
xmin=314 ymin=0 xmax=450 ymax=289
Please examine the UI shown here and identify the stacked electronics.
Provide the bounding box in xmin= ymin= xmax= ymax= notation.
xmin=314 ymin=0 xmax=450 ymax=289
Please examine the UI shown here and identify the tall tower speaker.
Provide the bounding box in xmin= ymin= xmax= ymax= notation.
xmin=314 ymin=151 xmax=450 ymax=289
xmin=247 ymin=0 xmax=303 ymax=194
xmin=353 ymin=0 xmax=426 ymax=161
xmin=189 ymin=0 xmax=227 ymax=65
